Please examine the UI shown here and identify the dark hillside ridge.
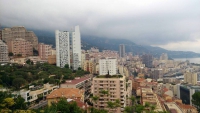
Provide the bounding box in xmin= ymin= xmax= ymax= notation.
xmin=2 ymin=26 xmax=200 ymax=58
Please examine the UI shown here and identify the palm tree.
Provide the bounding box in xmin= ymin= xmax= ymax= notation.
xmin=107 ymin=101 xmax=115 ymax=112
xmin=100 ymin=90 xmax=109 ymax=97
xmin=91 ymin=95 xmax=99 ymax=105
xmin=107 ymin=99 xmax=120 ymax=113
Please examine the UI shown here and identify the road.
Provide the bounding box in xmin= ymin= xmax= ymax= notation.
xmin=29 ymin=100 xmax=48 ymax=109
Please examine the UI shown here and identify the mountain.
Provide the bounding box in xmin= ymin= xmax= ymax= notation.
xmin=2 ymin=26 xmax=200 ymax=58
xmin=32 ymin=30 xmax=200 ymax=58
xmin=80 ymin=36 xmax=200 ymax=58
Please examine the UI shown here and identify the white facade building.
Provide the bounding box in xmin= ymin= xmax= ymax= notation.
xmin=99 ymin=58 xmax=117 ymax=75
xmin=71 ymin=26 xmax=82 ymax=70
xmin=55 ymin=26 xmax=81 ymax=69
xmin=55 ymin=30 xmax=70 ymax=68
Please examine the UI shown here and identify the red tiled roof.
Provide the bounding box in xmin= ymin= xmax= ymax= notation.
xmin=176 ymin=102 xmax=196 ymax=109
xmin=46 ymin=88 xmax=83 ymax=99
xmin=163 ymin=88 xmax=168 ymax=92
xmin=64 ymin=76 xmax=91 ymax=85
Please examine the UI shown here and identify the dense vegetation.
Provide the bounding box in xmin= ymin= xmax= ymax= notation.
xmin=192 ymin=92 xmax=200 ymax=112
xmin=0 ymin=92 xmax=28 ymax=113
xmin=0 ymin=62 xmax=89 ymax=90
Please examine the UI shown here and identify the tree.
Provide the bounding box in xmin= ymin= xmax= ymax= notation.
xmin=135 ymin=104 xmax=144 ymax=113
xmin=91 ymin=96 xmax=99 ymax=104
xmin=12 ymin=95 xmax=27 ymax=110
xmin=12 ymin=78 xmax=26 ymax=90
xmin=100 ymin=90 xmax=109 ymax=96
xmin=124 ymin=106 xmax=132 ymax=113
xmin=26 ymin=59 xmax=31 ymax=65
xmin=64 ymin=64 xmax=69 ymax=69
xmin=8 ymin=52 xmax=13 ymax=56
xmin=43 ymin=98 xmax=84 ymax=113
xmin=107 ymin=99 xmax=120 ymax=112
xmin=192 ymin=92 xmax=200 ymax=112
xmin=17 ymin=54 xmax=22 ymax=57
xmin=0 ymin=98 xmax=15 ymax=110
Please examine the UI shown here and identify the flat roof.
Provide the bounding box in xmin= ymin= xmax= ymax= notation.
xmin=63 ymin=76 xmax=91 ymax=85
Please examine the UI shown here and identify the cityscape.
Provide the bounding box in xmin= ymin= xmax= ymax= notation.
xmin=0 ymin=1 xmax=200 ymax=113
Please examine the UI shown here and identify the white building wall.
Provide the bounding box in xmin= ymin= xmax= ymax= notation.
xmin=99 ymin=58 xmax=117 ymax=75
xmin=55 ymin=30 xmax=70 ymax=68
xmin=72 ymin=26 xmax=81 ymax=70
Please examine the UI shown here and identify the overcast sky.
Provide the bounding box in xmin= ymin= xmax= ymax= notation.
xmin=0 ymin=0 xmax=200 ymax=53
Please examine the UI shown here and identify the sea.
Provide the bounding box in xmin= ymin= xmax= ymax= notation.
xmin=173 ymin=57 xmax=200 ymax=64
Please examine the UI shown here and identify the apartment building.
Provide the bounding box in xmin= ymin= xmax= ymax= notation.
xmin=81 ymin=51 xmax=86 ymax=69
xmin=160 ymin=53 xmax=168 ymax=60
xmin=38 ymin=43 xmax=52 ymax=60
xmin=164 ymin=102 xmax=183 ymax=113
xmin=99 ymin=57 xmax=117 ymax=75
xmin=141 ymin=54 xmax=153 ymax=68
xmin=48 ymin=55 xmax=56 ymax=65
xmin=0 ymin=30 xmax=2 ymax=40
xmin=13 ymin=84 xmax=58 ymax=103
xmin=0 ymin=40 xmax=9 ymax=63
xmin=60 ymin=76 xmax=92 ymax=100
xmin=140 ymin=87 xmax=163 ymax=112
xmin=184 ymin=72 xmax=197 ymax=85
xmin=55 ymin=26 xmax=81 ymax=70
xmin=2 ymin=26 xmax=38 ymax=50
xmin=119 ymin=44 xmax=125 ymax=58
xmin=7 ymin=38 xmax=33 ymax=57
xmin=26 ymin=56 xmax=47 ymax=64
xmin=92 ymin=75 xmax=131 ymax=113
xmin=177 ymin=84 xmax=200 ymax=105
xmin=162 ymin=94 xmax=198 ymax=113
xmin=83 ymin=60 xmax=96 ymax=74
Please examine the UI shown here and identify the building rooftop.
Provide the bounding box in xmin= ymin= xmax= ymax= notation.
xmin=165 ymin=102 xmax=183 ymax=113
xmin=176 ymin=102 xmax=197 ymax=109
xmin=64 ymin=76 xmax=91 ymax=85
xmin=47 ymin=88 xmax=83 ymax=99
xmin=96 ymin=74 xmax=123 ymax=78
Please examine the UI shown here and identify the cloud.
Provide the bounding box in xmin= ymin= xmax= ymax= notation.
xmin=153 ymin=33 xmax=200 ymax=53
xmin=0 ymin=0 xmax=200 ymax=52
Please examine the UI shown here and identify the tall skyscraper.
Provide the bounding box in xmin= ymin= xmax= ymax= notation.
xmin=55 ymin=26 xmax=81 ymax=70
xmin=119 ymin=44 xmax=125 ymax=57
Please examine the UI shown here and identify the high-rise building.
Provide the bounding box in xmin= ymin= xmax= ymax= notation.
xmin=55 ymin=26 xmax=81 ymax=69
xmin=184 ymin=72 xmax=197 ymax=85
xmin=7 ymin=38 xmax=33 ymax=57
xmin=1 ymin=26 xmax=38 ymax=50
xmin=0 ymin=40 xmax=9 ymax=63
xmin=38 ymin=43 xmax=52 ymax=60
xmin=72 ymin=26 xmax=82 ymax=70
xmin=141 ymin=54 xmax=153 ymax=68
xmin=99 ymin=57 xmax=117 ymax=75
xmin=119 ymin=44 xmax=125 ymax=58
xmin=160 ymin=53 xmax=168 ymax=60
